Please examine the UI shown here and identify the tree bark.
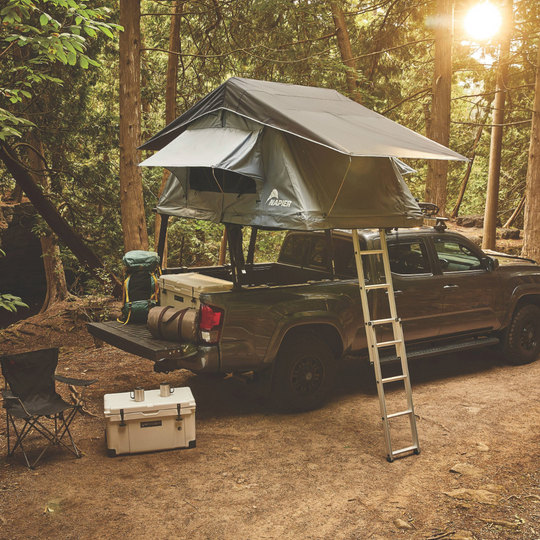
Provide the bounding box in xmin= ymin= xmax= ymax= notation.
xmin=0 ymin=142 xmax=122 ymax=297
xmin=424 ymin=0 xmax=454 ymax=215
xmin=482 ymin=0 xmax=513 ymax=250
xmin=154 ymin=0 xmax=184 ymax=268
xmin=119 ymin=0 xmax=149 ymax=252
xmin=450 ymin=120 xmax=485 ymax=218
xmin=331 ymin=1 xmax=362 ymax=104
xmin=522 ymin=43 xmax=540 ymax=261
xmin=26 ymin=133 xmax=69 ymax=311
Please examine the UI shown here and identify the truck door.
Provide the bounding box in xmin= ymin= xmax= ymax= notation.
xmin=382 ymin=237 xmax=443 ymax=343
xmin=432 ymin=236 xmax=501 ymax=336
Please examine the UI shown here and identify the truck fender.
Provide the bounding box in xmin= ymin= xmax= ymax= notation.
xmin=501 ymin=284 xmax=540 ymax=329
xmin=262 ymin=311 xmax=347 ymax=364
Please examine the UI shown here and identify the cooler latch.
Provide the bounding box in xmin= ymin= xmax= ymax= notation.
xmin=119 ymin=408 xmax=126 ymax=427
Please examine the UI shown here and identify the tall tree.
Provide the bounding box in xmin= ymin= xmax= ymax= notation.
xmin=482 ymin=0 xmax=513 ymax=250
xmin=522 ymin=42 xmax=540 ymax=262
xmin=119 ymin=0 xmax=148 ymax=252
xmin=424 ymin=0 xmax=453 ymax=214
xmin=27 ymin=133 xmax=69 ymax=311
xmin=331 ymin=1 xmax=362 ymax=103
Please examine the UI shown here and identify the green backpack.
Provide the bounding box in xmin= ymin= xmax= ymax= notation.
xmin=118 ymin=251 xmax=161 ymax=324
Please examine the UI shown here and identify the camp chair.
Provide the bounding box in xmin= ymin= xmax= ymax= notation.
xmin=0 ymin=348 xmax=97 ymax=469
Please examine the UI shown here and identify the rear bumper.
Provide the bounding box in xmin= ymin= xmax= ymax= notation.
xmin=153 ymin=344 xmax=219 ymax=373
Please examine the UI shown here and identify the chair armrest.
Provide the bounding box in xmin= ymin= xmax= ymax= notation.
xmin=54 ymin=375 xmax=98 ymax=387
xmin=1 ymin=390 xmax=21 ymax=401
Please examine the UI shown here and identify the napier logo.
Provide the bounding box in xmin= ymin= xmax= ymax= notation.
xmin=266 ymin=189 xmax=292 ymax=208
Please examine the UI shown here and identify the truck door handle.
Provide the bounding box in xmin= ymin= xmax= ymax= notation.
xmin=386 ymin=290 xmax=403 ymax=296
xmin=444 ymin=284 xmax=459 ymax=290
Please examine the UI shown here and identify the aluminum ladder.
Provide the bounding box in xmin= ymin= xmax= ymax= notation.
xmin=351 ymin=228 xmax=420 ymax=462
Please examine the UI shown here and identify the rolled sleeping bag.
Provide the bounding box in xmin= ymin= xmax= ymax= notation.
xmin=148 ymin=306 xmax=199 ymax=342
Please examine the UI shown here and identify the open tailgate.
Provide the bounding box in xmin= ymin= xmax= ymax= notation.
xmin=87 ymin=321 xmax=197 ymax=363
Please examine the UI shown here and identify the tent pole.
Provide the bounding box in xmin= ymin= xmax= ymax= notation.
xmin=325 ymin=229 xmax=335 ymax=280
xmin=157 ymin=214 xmax=169 ymax=268
xmin=246 ymin=227 xmax=258 ymax=266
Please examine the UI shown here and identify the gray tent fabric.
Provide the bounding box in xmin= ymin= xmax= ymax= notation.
xmin=140 ymin=78 xmax=466 ymax=230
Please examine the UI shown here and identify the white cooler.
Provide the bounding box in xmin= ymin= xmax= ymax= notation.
xmin=104 ymin=387 xmax=196 ymax=456
xmin=159 ymin=272 xmax=233 ymax=310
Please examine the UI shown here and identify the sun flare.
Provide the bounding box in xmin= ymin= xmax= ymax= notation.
xmin=464 ymin=3 xmax=502 ymax=41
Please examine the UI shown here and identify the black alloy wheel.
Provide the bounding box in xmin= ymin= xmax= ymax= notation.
xmin=270 ymin=333 xmax=337 ymax=412
xmin=505 ymin=304 xmax=540 ymax=365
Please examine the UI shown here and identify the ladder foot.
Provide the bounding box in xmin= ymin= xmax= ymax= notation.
xmin=413 ymin=448 xmax=421 ymax=455
xmin=386 ymin=455 xmax=394 ymax=463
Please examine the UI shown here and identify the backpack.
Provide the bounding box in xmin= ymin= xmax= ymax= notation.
xmin=118 ymin=251 xmax=161 ymax=324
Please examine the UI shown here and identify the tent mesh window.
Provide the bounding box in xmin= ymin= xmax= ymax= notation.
xmin=189 ymin=167 xmax=256 ymax=195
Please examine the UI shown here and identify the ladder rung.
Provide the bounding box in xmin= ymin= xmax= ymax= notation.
xmin=386 ymin=409 xmax=412 ymax=419
xmin=365 ymin=283 xmax=389 ymax=290
xmin=392 ymin=445 xmax=418 ymax=457
xmin=382 ymin=374 xmax=407 ymax=384
xmin=376 ymin=339 xmax=402 ymax=348
xmin=359 ymin=249 xmax=384 ymax=255
xmin=370 ymin=318 xmax=397 ymax=326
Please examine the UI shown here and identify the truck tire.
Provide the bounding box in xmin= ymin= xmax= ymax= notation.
xmin=504 ymin=304 xmax=540 ymax=365
xmin=270 ymin=333 xmax=336 ymax=412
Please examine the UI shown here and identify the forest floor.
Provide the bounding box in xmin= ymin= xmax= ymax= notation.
xmin=1 ymin=298 xmax=540 ymax=540
xmin=0 ymin=229 xmax=538 ymax=540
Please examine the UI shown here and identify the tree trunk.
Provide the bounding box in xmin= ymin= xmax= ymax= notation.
xmin=482 ymin=0 xmax=513 ymax=250
xmin=522 ymin=43 xmax=540 ymax=261
xmin=331 ymin=1 xmax=362 ymax=104
xmin=450 ymin=120 xmax=485 ymax=218
xmin=27 ymin=133 xmax=69 ymax=311
xmin=154 ymin=0 xmax=184 ymax=268
xmin=219 ymin=227 xmax=228 ymax=265
xmin=0 ymin=142 xmax=122 ymax=297
xmin=119 ymin=0 xmax=149 ymax=253
xmin=424 ymin=0 xmax=454 ymax=215
xmin=504 ymin=194 xmax=525 ymax=229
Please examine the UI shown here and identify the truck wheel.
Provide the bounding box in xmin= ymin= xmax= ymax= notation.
xmin=270 ymin=333 xmax=336 ymax=412
xmin=505 ymin=304 xmax=540 ymax=365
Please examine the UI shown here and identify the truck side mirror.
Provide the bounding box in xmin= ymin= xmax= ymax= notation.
xmin=482 ymin=256 xmax=499 ymax=271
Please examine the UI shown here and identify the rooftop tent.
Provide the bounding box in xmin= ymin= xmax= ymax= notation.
xmin=140 ymin=78 xmax=467 ymax=230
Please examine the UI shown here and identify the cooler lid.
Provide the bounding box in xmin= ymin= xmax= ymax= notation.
xmin=159 ymin=272 xmax=233 ymax=294
xmin=104 ymin=387 xmax=196 ymax=415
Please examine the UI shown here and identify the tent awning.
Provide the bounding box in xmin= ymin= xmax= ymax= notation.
xmin=140 ymin=127 xmax=262 ymax=176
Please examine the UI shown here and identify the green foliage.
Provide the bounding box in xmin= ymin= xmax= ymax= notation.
xmin=0 ymin=0 xmax=122 ymax=138
xmin=0 ymin=293 xmax=29 ymax=312
xmin=0 ymin=249 xmax=28 ymax=311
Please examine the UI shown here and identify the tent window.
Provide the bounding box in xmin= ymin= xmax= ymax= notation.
xmin=189 ymin=167 xmax=256 ymax=194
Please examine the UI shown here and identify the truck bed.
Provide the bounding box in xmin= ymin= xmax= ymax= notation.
xmin=88 ymin=321 xmax=197 ymax=363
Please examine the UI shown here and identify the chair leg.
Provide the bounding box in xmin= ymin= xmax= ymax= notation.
xmin=6 ymin=416 xmax=34 ymax=469
xmin=6 ymin=409 xmax=10 ymax=456
xmin=55 ymin=409 xmax=81 ymax=457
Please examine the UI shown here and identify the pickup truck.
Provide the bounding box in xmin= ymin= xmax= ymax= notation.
xmin=88 ymin=225 xmax=540 ymax=411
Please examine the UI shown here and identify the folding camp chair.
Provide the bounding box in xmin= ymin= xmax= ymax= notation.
xmin=1 ymin=348 xmax=97 ymax=469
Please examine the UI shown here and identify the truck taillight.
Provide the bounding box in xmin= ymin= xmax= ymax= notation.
xmin=199 ymin=304 xmax=224 ymax=344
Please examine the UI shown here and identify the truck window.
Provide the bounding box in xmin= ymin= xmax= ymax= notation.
xmin=434 ymin=240 xmax=483 ymax=272
xmin=309 ymin=237 xmax=328 ymax=269
xmin=388 ymin=241 xmax=430 ymax=275
xmin=280 ymin=234 xmax=309 ymax=266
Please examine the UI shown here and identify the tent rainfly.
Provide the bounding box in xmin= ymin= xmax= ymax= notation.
xmin=140 ymin=78 xmax=467 ymax=230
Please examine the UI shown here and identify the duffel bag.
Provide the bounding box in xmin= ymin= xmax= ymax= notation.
xmin=148 ymin=306 xmax=199 ymax=342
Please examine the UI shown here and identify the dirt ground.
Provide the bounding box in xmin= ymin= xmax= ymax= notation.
xmin=1 ymin=298 xmax=540 ymax=540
